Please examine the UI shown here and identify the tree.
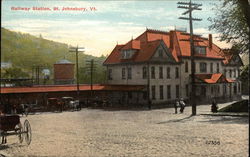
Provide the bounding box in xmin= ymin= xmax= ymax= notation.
xmin=208 ymin=0 xmax=250 ymax=54
xmin=240 ymin=65 xmax=249 ymax=94
xmin=2 ymin=67 xmax=29 ymax=78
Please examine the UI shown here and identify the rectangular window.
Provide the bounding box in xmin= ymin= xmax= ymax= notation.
xmin=234 ymin=84 xmax=237 ymax=94
xmin=210 ymin=63 xmax=213 ymax=73
xmin=167 ymin=67 xmax=171 ymax=79
xmin=201 ymin=86 xmax=206 ymax=96
xmin=167 ymin=85 xmax=171 ymax=99
xmin=224 ymin=69 xmax=227 ymax=77
xmin=127 ymin=67 xmax=132 ymax=79
xmin=176 ymin=85 xmax=179 ymax=99
xmin=229 ymin=69 xmax=232 ymax=77
xmin=160 ymin=85 xmax=164 ymax=100
xmin=158 ymin=49 xmax=163 ymax=57
xmin=175 ymin=67 xmax=179 ymax=78
xmin=185 ymin=61 xmax=188 ymax=73
xmin=234 ymin=69 xmax=236 ymax=77
xmin=186 ymin=84 xmax=189 ymax=97
xmin=200 ymin=62 xmax=207 ymax=73
xmin=195 ymin=46 xmax=206 ymax=55
xmin=151 ymin=66 xmax=155 ymax=79
xmin=216 ymin=63 xmax=220 ymax=73
xmin=108 ymin=69 xmax=112 ymax=80
xmin=194 ymin=62 xmax=196 ymax=73
xmin=143 ymin=92 xmax=147 ymax=100
xmin=223 ymin=85 xmax=227 ymax=94
xmin=159 ymin=67 xmax=163 ymax=79
xmin=128 ymin=92 xmax=132 ymax=99
xmin=142 ymin=66 xmax=147 ymax=79
xmin=122 ymin=68 xmax=126 ymax=79
xmin=151 ymin=85 xmax=156 ymax=100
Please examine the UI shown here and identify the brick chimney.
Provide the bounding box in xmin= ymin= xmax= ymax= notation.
xmin=169 ymin=31 xmax=174 ymax=49
xmin=209 ymin=34 xmax=212 ymax=48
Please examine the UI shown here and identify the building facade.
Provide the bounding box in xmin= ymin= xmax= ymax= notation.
xmin=103 ymin=29 xmax=243 ymax=105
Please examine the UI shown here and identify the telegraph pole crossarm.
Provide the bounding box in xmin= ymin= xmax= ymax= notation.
xmin=177 ymin=0 xmax=202 ymax=116
xmin=178 ymin=17 xmax=202 ymax=21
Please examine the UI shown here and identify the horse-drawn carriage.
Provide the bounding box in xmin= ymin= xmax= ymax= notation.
xmin=0 ymin=114 xmax=32 ymax=145
xmin=47 ymin=97 xmax=80 ymax=112
xmin=47 ymin=98 xmax=63 ymax=112
xmin=61 ymin=97 xmax=80 ymax=111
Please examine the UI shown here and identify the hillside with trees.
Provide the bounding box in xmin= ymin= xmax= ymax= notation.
xmin=1 ymin=27 xmax=107 ymax=84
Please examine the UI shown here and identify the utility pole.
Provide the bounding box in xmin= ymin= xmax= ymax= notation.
xmin=33 ymin=65 xmax=44 ymax=85
xmin=37 ymin=66 xmax=40 ymax=85
xmin=86 ymin=59 xmax=96 ymax=97
xmin=69 ymin=45 xmax=85 ymax=101
xmin=177 ymin=0 xmax=202 ymax=115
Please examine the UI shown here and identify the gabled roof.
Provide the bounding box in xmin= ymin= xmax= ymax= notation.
xmin=103 ymin=29 xmax=239 ymax=65
xmin=104 ymin=40 xmax=162 ymax=64
xmin=221 ymin=49 xmax=244 ymax=66
xmin=195 ymin=73 xmax=234 ymax=84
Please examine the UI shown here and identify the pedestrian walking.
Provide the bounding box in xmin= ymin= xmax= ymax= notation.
xmin=211 ymin=99 xmax=218 ymax=113
xmin=174 ymin=100 xmax=179 ymax=114
xmin=148 ymin=100 xmax=152 ymax=110
xmin=179 ymin=98 xmax=186 ymax=113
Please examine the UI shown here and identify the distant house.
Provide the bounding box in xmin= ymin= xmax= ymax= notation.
xmin=103 ymin=29 xmax=243 ymax=104
xmin=1 ymin=62 xmax=12 ymax=69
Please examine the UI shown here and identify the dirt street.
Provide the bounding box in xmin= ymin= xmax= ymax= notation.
xmin=1 ymin=103 xmax=248 ymax=157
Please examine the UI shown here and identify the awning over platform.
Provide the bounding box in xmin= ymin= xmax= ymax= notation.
xmin=0 ymin=84 xmax=146 ymax=94
xmin=195 ymin=73 xmax=235 ymax=84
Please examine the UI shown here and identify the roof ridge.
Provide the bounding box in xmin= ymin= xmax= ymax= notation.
xmin=146 ymin=28 xmax=169 ymax=34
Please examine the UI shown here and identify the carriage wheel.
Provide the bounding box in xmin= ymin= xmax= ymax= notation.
xmin=23 ymin=120 xmax=32 ymax=145
xmin=15 ymin=123 xmax=23 ymax=143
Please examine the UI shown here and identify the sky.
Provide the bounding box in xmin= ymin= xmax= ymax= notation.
xmin=1 ymin=0 xmax=231 ymax=57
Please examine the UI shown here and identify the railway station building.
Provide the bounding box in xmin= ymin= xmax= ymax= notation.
xmin=103 ymin=29 xmax=243 ymax=104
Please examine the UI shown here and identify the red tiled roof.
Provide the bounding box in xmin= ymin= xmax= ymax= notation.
xmin=104 ymin=40 xmax=161 ymax=64
xmin=121 ymin=39 xmax=140 ymax=50
xmin=195 ymin=73 xmax=234 ymax=84
xmin=103 ymin=29 xmax=229 ymax=65
xmin=0 ymin=84 xmax=146 ymax=94
xmin=175 ymin=32 xmax=224 ymax=59
xmin=223 ymin=55 xmax=233 ymax=64
xmin=103 ymin=45 xmax=124 ymax=64
xmin=226 ymin=78 xmax=235 ymax=83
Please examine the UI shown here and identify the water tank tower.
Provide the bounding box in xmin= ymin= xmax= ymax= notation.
xmin=54 ymin=59 xmax=75 ymax=85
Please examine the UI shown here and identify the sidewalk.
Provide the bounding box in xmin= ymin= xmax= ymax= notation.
xmin=200 ymin=112 xmax=249 ymax=117
xmin=197 ymin=101 xmax=249 ymax=117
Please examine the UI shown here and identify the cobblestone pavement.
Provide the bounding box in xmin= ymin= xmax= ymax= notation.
xmin=0 ymin=102 xmax=248 ymax=157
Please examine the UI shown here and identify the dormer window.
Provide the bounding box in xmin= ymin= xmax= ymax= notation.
xmin=195 ymin=46 xmax=206 ymax=55
xmin=121 ymin=49 xmax=136 ymax=59
xmin=158 ymin=49 xmax=163 ymax=57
